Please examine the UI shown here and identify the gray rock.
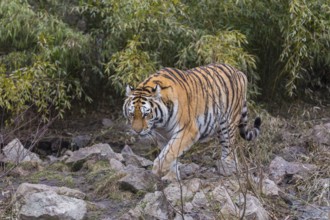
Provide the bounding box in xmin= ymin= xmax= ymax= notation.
xmin=125 ymin=191 xmax=170 ymax=220
xmin=238 ymin=194 xmax=269 ymax=220
xmin=179 ymin=163 xmax=200 ymax=179
xmin=211 ymin=185 xmax=237 ymax=216
xmin=252 ymin=177 xmax=280 ymax=196
xmin=280 ymin=146 xmax=308 ymax=162
xmin=16 ymin=183 xmax=86 ymax=200
xmin=164 ymin=183 xmax=191 ymax=203
xmin=269 ymin=156 xmax=317 ymax=184
xmin=65 ymin=143 xmax=122 ymax=170
xmin=164 ymin=178 xmax=201 ymax=203
xmin=15 ymin=183 xmax=87 ymax=220
xmin=192 ymin=191 xmax=208 ymax=208
xmin=121 ymin=173 xmax=269 ymax=220
xmin=102 ymin=118 xmax=114 ymax=128
xmin=3 ymin=138 xmax=41 ymax=164
xmin=19 ymin=191 xmax=86 ymax=220
xmin=296 ymin=204 xmax=330 ymax=220
xmin=118 ymin=165 xmax=157 ymax=193
xmin=312 ymin=122 xmax=330 ymax=145
xmin=262 ymin=178 xmax=280 ymax=196
xmin=174 ymin=214 xmax=195 ymax=220
xmin=121 ymin=145 xmax=153 ymax=168
xmin=71 ymin=135 xmax=91 ymax=149
xmin=109 ymin=158 xmax=125 ymax=172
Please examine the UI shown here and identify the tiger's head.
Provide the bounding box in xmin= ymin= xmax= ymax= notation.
xmin=123 ymin=84 xmax=168 ymax=136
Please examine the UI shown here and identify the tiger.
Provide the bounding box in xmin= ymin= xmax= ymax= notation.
xmin=123 ymin=63 xmax=261 ymax=181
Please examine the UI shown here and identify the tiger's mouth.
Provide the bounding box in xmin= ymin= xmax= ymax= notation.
xmin=131 ymin=129 xmax=152 ymax=137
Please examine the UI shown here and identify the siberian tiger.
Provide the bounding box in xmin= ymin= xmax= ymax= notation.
xmin=123 ymin=64 xmax=261 ymax=181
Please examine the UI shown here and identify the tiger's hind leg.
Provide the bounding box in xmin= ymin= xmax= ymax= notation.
xmin=215 ymin=119 xmax=238 ymax=176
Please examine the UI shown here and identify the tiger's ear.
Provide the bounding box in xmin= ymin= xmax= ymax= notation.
xmin=152 ymin=84 xmax=161 ymax=99
xmin=126 ymin=85 xmax=134 ymax=96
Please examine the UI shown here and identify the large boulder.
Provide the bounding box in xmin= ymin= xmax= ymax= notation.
xmin=19 ymin=191 xmax=86 ymax=220
xmin=15 ymin=183 xmax=85 ymax=200
xmin=3 ymin=139 xmax=41 ymax=164
xmin=65 ymin=143 xmax=123 ymax=171
xmin=15 ymin=183 xmax=87 ymax=220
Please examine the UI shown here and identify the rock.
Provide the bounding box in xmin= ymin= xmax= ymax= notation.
xmin=15 ymin=183 xmax=87 ymax=220
xmin=124 ymin=191 xmax=171 ymax=220
xmin=238 ymin=194 xmax=269 ymax=220
xmin=65 ymin=143 xmax=122 ymax=170
xmin=109 ymin=158 xmax=125 ymax=172
xmin=192 ymin=191 xmax=208 ymax=208
xmin=47 ymin=155 xmax=60 ymax=163
xmin=19 ymin=191 xmax=86 ymax=220
xmin=118 ymin=165 xmax=157 ymax=193
xmin=296 ymin=204 xmax=330 ymax=220
xmin=174 ymin=214 xmax=195 ymax=220
xmin=211 ymin=185 xmax=236 ymax=216
xmin=164 ymin=183 xmax=191 ymax=203
xmin=3 ymin=138 xmax=42 ymax=164
xmin=252 ymin=177 xmax=280 ymax=196
xmin=71 ymin=135 xmax=91 ymax=149
xmin=262 ymin=178 xmax=280 ymax=196
xmin=121 ymin=172 xmax=268 ymax=220
xmin=121 ymin=145 xmax=153 ymax=168
xmin=179 ymin=163 xmax=200 ymax=179
xmin=0 ymin=153 xmax=8 ymax=163
xmin=269 ymin=156 xmax=317 ymax=184
xmin=163 ymin=178 xmax=201 ymax=203
xmin=102 ymin=118 xmax=114 ymax=128
xmin=312 ymin=122 xmax=330 ymax=145
xmin=16 ymin=183 xmax=86 ymax=200
xmin=280 ymin=146 xmax=308 ymax=162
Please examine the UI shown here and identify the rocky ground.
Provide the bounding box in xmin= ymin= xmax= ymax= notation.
xmin=0 ymin=102 xmax=329 ymax=219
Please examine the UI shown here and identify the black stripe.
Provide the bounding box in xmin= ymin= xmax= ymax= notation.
xmin=171 ymin=68 xmax=187 ymax=82
xmin=165 ymin=101 xmax=174 ymax=126
xmin=211 ymin=66 xmax=229 ymax=112
xmin=162 ymin=74 xmax=177 ymax=84
xmin=163 ymin=68 xmax=185 ymax=87
xmin=216 ymin=64 xmax=235 ymax=116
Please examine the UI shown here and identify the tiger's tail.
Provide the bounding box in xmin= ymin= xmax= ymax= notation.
xmin=239 ymin=101 xmax=261 ymax=141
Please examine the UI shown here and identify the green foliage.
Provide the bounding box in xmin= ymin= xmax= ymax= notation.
xmin=1 ymin=0 xmax=329 ymax=120
xmin=213 ymin=0 xmax=330 ymax=97
xmin=77 ymin=0 xmax=257 ymax=94
xmin=0 ymin=0 xmax=91 ymax=120
xmin=105 ymin=37 xmax=156 ymax=93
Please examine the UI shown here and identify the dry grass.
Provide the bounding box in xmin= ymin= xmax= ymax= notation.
xmin=178 ymin=102 xmax=330 ymax=219
xmin=85 ymin=160 xmax=132 ymax=201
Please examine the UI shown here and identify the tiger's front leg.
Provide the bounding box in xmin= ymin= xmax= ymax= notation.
xmin=152 ymin=126 xmax=199 ymax=181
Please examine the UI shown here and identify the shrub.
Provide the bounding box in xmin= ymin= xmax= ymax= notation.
xmin=77 ymin=0 xmax=257 ymax=95
xmin=0 ymin=0 xmax=91 ymax=120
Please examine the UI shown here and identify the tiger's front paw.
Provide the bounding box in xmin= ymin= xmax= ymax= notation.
xmin=161 ymin=170 xmax=180 ymax=183
xmin=152 ymin=158 xmax=170 ymax=177
xmin=152 ymin=163 xmax=161 ymax=177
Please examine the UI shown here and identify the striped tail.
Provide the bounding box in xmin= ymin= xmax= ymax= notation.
xmin=239 ymin=101 xmax=261 ymax=141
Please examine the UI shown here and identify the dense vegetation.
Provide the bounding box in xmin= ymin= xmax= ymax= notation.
xmin=1 ymin=0 xmax=329 ymax=119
